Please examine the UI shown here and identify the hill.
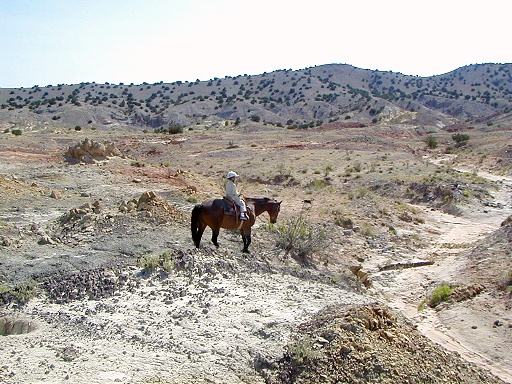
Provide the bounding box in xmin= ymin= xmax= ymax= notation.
xmin=1 ymin=63 xmax=512 ymax=132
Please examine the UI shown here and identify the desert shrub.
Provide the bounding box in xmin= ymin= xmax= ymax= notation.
xmin=273 ymin=215 xmax=326 ymax=262
xmin=309 ymin=178 xmax=326 ymax=190
xmin=2 ymin=280 xmax=38 ymax=304
xmin=505 ymin=270 xmax=512 ymax=292
xmin=186 ymin=196 xmax=198 ymax=204
xmin=352 ymin=161 xmax=362 ymax=172
xmin=334 ymin=216 xmax=353 ymax=229
xmin=428 ymin=283 xmax=453 ymax=307
xmin=154 ymin=125 xmax=184 ymax=134
xmin=425 ymin=135 xmax=438 ymax=149
xmin=11 ymin=129 xmax=22 ymax=136
xmin=452 ymin=132 xmax=470 ymax=143
xmin=286 ymin=335 xmax=322 ymax=365
xmin=348 ymin=187 xmax=370 ymax=199
xmin=360 ymin=224 xmax=375 ymax=237
xmin=168 ymin=125 xmax=183 ymax=134
xmin=137 ymin=252 xmax=174 ymax=273
xmin=137 ymin=254 xmax=160 ymax=272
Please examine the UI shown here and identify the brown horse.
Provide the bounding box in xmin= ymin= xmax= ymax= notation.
xmin=191 ymin=197 xmax=281 ymax=253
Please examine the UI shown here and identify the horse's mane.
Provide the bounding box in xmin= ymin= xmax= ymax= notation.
xmin=244 ymin=196 xmax=277 ymax=202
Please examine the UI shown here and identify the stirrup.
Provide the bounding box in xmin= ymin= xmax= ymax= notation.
xmin=240 ymin=214 xmax=248 ymax=221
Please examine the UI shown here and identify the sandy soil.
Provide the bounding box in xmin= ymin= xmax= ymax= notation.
xmin=0 ymin=127 xmax=511 ymax=383
xmin=368 ymin=157 xmax=512 ymax=382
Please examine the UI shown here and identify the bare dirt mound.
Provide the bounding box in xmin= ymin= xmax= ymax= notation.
xmin=266 ymin=304 xmax=507 ymax=384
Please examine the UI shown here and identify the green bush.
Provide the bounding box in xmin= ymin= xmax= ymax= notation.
xmin=137 ymin=254 xmax=160 ymax=272
xmin=287 ymin=336 xmax=322 ymax=365
xmin=425 ymin=135 xmax=438 ymax=149
xmin=137 ymin=252 xmax=174 ymax=273
xmin=273 ymin=215 xmax=326 ymax=262
xmin=428 ymin=283 xmax=453 ymax=307
xmin=11 ymin=129 xmax=22 ymax=136
xmin=154 ymin=125 xmax=184 ymax=134
xmin=2 ymin=280 xmax=38 ymax=304
xmin=168 ymin=125 xmax=184 ymax=134
xmin=452 ymin=132 xmax=470 ymax=143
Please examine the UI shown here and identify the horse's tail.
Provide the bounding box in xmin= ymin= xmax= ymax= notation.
xmin=191 ymin=204 xmax=203 ymax=247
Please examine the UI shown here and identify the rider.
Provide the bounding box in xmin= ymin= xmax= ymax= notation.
xmin=225 ymin=171 xmax=248 ymax=220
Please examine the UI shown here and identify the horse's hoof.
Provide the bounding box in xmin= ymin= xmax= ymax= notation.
xmin=242 ymin=249 xmax=250 ymax=254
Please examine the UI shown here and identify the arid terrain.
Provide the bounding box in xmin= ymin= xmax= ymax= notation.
xmin=0 ymin=63 xmax=511 ymax=384
xmin=0 ymin=118 xmax=510 ymax=384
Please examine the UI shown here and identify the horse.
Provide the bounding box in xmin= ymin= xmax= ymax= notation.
xmin=191 ymin=197 xmax=281 ymax=253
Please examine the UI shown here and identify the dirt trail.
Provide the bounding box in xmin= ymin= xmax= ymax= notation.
xmin=369 ymin=157 xmax=512 ymax=383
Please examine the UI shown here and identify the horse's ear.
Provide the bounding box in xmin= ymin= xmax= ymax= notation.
xmin=278 ymin=201 xmax=282 ymax=204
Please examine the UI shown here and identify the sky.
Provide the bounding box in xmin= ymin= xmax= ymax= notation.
xmin=1 ymin=0 xmax=510 ymax=88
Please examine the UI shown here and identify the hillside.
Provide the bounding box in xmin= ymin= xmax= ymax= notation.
xmin=1 ymin=63 xmax=512 ymax=132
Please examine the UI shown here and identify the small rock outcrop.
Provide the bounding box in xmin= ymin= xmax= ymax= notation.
xmin=65 ymin=138 xmax=121 ymax=163
xmin=119 ymin=191 xmax=186 ymax=223
xmin=266 ymin=303 xmax=506 ymax=384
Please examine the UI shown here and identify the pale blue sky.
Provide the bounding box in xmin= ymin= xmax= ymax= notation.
xmin=1 ymin=0 xmax=510 ymax=88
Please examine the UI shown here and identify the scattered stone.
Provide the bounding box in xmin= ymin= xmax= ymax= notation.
xmin=50 ymin=190 xmax=62 ymax=199
xmin=348 ymin=265 xmax=371 ymax=287
xmin=38 ymin=235 xmax=56 ymax=245
xmin=1 ymin=236 xmax=12 ymax=246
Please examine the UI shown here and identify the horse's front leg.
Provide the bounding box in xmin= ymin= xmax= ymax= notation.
xmin=241 ymin=229 xmax=251 ymax=253
xmin=211 ymin=227 xmax=220 ymax=247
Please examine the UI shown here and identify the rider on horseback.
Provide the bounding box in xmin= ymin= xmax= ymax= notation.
xmin=225 ymin=171 xmax=248 ymax=220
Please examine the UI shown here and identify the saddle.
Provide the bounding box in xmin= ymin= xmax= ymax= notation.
xmin=222 ymin=196 xmax=250 ymax=219
xmin=222 ymin=196 xmax=240 ymax=217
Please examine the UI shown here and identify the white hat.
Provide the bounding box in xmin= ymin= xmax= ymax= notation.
xmin=227 ymin=171 xmax=239 ymax=178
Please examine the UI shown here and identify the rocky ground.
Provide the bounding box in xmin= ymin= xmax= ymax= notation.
xmin=0 ymin=124 xmax=511 ymax=384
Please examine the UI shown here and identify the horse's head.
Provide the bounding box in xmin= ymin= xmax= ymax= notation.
xmin=268 ymin=200 xmax=282 ymax=224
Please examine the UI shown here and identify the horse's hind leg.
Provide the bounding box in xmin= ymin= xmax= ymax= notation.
xmin=211 ymin=227 xmax=220 ymax=247
xmin=195 ymin=223 xmax=207 ymax=248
